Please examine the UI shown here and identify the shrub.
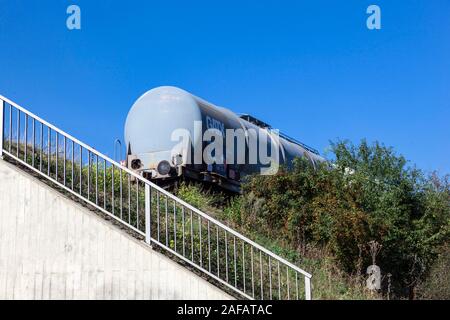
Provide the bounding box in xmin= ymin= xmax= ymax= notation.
xmin=417 ymin=245 xmax=450 ymax=299
xmin=239 ymin=140 xmax=449 ymax=298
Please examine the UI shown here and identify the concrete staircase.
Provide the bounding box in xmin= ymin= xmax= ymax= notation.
xmin=0 ymin=160 xmax=232 ymax=299
xmin=0 ymin=95 xmax=312 ymax=300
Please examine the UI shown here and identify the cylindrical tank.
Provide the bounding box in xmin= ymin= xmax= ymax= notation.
xmin=125 ymin=86 xmax=202 ymax=165
xmin=124 ymin=86 xmax=324 ymax=187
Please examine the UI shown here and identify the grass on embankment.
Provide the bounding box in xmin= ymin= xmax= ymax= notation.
xmin=176 ymin=182 xmax=376 ymax=300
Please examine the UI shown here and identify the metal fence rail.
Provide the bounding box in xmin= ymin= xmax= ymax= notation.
xmin=0 ymin=95 xmax=312 ymax=300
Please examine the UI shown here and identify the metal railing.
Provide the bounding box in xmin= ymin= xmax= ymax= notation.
xmin=0 ymin=95 xmax=312 ymax=300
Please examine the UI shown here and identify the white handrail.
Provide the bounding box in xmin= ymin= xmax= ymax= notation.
xmin=0 ymin=94 xmax=313 ymax=298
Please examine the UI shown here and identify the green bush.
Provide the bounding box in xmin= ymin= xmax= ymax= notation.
xmin=417 ymin=245 xmax=450 ymax=299
xmin=175 ymin=141 xmax=441 ymax=299
xmin=239 ymin=140 xmax=449 ymax=298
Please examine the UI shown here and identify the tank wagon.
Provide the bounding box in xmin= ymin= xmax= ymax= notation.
xmin=124 ymin=86 xmax=324 ymax=192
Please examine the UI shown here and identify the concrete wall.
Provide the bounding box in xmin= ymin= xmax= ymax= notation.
xmin=0 ymin=159 xmax=232 ymax=300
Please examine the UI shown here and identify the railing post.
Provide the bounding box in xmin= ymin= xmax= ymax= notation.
xmin=0 ymin=98 xmax=4 ymax=158
xmin=305 ymin=276 xmax=312 ymax=300
xmin=145 ymin=183 xmax=151 ymax=245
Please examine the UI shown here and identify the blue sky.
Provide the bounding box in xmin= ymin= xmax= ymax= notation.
xmin=0 ymin=0 xmax=449 ymax=174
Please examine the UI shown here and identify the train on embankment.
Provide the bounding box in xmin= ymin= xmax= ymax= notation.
xmin=124 ymin=86 xmax=325 ymax=192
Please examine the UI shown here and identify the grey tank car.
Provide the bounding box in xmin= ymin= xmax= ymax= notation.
xmin=124 ymin=86 xmax=324 ymax=192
